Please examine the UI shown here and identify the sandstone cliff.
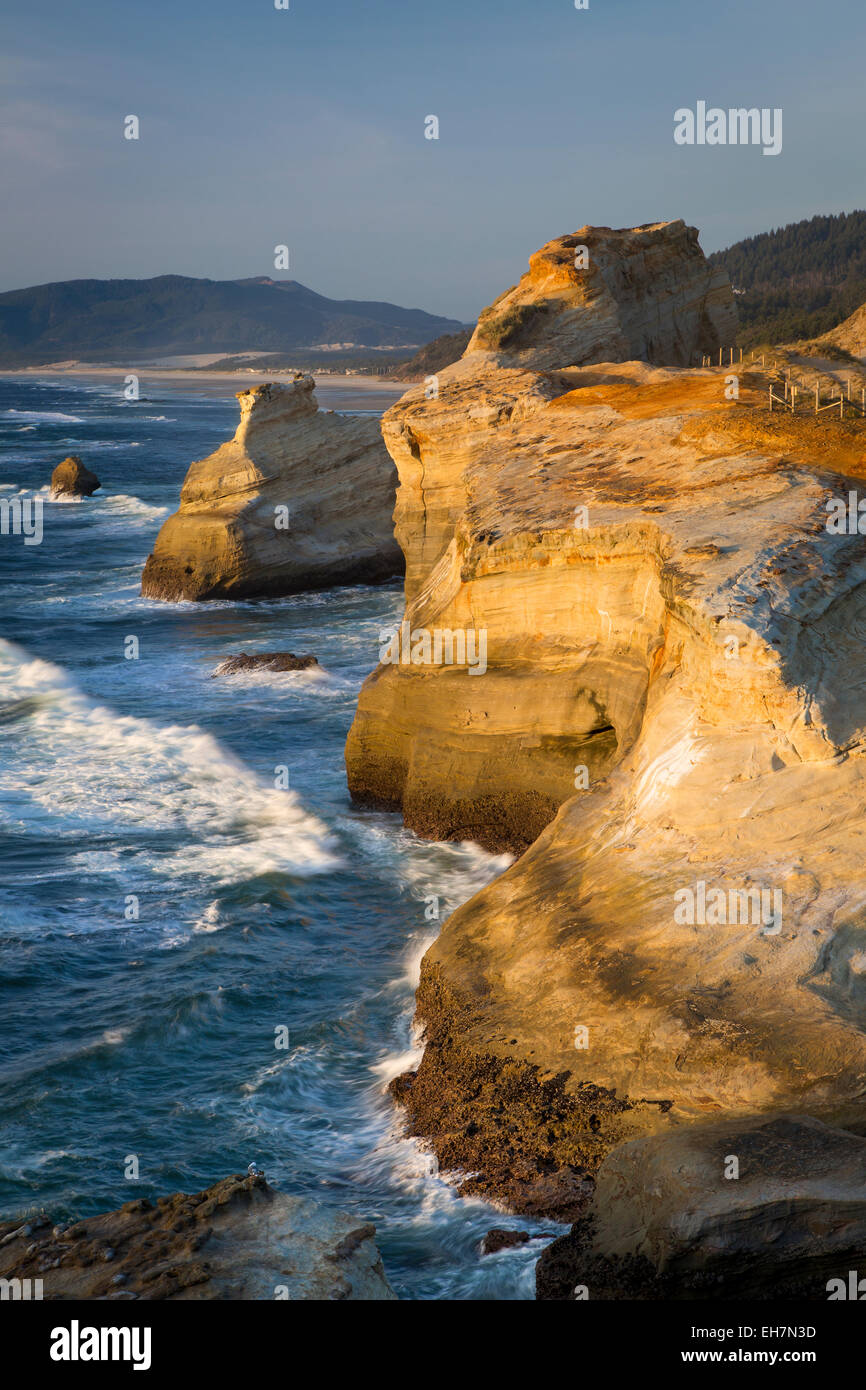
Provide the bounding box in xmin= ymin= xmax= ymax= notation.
xmin=345 ymin=222 xmax=866 ymax=1232
xmin=467 ymin=220 xmax=736 ymax=372
xmin=537 ymin=1114 xmax=866 ymax=1299
xmin=141 ymin=376 xmax=403 ymax=601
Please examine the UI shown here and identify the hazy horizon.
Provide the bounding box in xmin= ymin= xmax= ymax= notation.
xmin=2 ymin=0 xmax=864 ymax=320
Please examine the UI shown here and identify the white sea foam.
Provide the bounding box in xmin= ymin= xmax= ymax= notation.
xmin=0 ymin=484 xmax=167 ymax=522
xmin=102 ymin=494 xmax=168 ymax=520
xmin=193 ymin=900 xmax=224 ymax=933
xmin=60 ymin=439 xmax=143 ymax=451
xmin=210 ymin=662 xmax=352 ymax=696
xmin=344 ymin=816 xmax=513 ymax=922
xmin=4 ymin=409 xmax=85 ymax=423
xmin=0 ymin=639 xmax=340 ymax=886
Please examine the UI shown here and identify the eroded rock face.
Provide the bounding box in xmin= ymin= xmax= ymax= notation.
xmin=50 ymin=455 xmax=100 ymax=497
xmin=345 ymin=221 xmax=866 ymax=1213
xmin=141 ymin=377 xmax=403 ymax=601
xmin=468 ymin=220 xmax=736 ymax=372
xmin=536 ymin=1115 xmax=866 ymax=1300
xmin=0 ymin=1174 xmax=396 ymax=1300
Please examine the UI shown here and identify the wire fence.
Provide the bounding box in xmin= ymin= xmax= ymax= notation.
xmin=700 ymin=347 xmax=866 ymax=419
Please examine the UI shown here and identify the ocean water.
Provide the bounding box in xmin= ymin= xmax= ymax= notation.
xmin=0 ymin=374 xmax=558 ymax=1299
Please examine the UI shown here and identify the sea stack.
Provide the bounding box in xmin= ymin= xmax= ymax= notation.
xmin=50 ymin=455 xmax=100 ymax=497
xmin=345 ymin=220 xmax=866 ymax=1239
xmin=141 ymin=375 xmax=403 ymax=601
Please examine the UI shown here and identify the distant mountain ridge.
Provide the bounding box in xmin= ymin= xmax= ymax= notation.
xmin=708 ymin=210 xmax=866 ymax=347
xmin=0 ymin=274 xmax=466 ymax=366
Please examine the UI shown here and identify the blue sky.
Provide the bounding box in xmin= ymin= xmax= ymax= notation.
xmin=1 ymin=0 xmax=863 ymax=318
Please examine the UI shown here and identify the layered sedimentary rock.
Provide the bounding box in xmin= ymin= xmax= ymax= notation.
xmin=0 ymin=1173 xmax=395 ymax=1300
xmin=346 ymin=221 xmax=866 ymax=1225
xmin=467 ymin=220 xmax=736 ymax=373
xmin=141 ymin=376 xmax=402 ymax=601
xmin=536 ymin=1115 xmax=866 ymax=1299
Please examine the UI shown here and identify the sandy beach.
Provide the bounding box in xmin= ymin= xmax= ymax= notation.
xmin=0 ymin=364 xmax=411 ymax=392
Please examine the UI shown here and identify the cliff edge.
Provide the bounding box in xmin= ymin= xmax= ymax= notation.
xmin=345 ymin=222 xmax=866 ymax=1234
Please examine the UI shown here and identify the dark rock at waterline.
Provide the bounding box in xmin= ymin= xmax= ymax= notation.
xmin=0 ymin=1173 xmax=395 ymax=1300
xmin=536 ymin=1114 xmax=866 ymax=1300
xmin=388 ymin=962 xmax=621 ymax=1222
xmin=481 ymin=1228 xmax=531 ymax=1255
xmin=213 ymin=652 xmax=319 ymax=677
xmin=50 ymin=455 xmax=100 ymax=497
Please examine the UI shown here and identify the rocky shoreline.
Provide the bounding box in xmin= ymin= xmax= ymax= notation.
xmin=0 ymin=1173 xmax=395 ymax=1300
xmin=111 ymin=218 xmax=866 ymax=1299
xmin=389 ymin=960 xmax=642 ymax=1222
xmin=344 ymin=221 xmax=866 ymax=1295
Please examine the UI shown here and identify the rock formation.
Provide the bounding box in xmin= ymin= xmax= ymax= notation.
xmin=141 ymin=376 xmax=403 ymax=601
xmin=213 ymin=651 xmax=319 ymax=676
xmin=345 ymin=221 xmax=866 ymax=1243
xmin=536 ymin=1115 xmax=866 ymax=1299
xmin=467 ymin=220 xmax=736 ymax=371
xmin=0 ymin=1173 xmax=395 ymax=1300
xmin=481 ymin=1228 xmax=531 ymax=1255
xmin=50 ymin=455 xmax=100 ymax=497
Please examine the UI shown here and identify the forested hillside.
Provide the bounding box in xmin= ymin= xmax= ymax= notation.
xmin=709 ymin=211 xmax=866 ymax=346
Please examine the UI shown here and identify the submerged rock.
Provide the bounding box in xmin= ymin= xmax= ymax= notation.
xmin=213 ymin=651 xmax=319 ymax=676
xmin=50 ymin=455 xmax=100 ymax=497
xmin=481 ymin=1228 xmax=531 ymax=1255
xmin=536 ymin=1115 xmax=866 ymax=1300
xmin=141 ymin=376 xmax=403 ymax=601
xmin=0 ymin=1173 xmax=396 ymax=1300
